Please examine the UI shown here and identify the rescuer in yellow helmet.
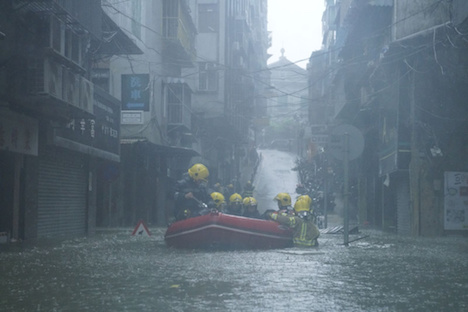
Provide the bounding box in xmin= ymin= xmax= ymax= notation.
xmin=273 ymin=192 xmax=294 ymax=215
xmin=226 ymin=193 xmax=243 ymax=216
xmin=266 ymin=198 xmax=320 ymax=247
xmin=243 ymin=197 xmax=261 ymax=219
xmin=210 ymin=192 xmax=226 ymax=212
xmin=174 ymin=163 xmax=211 ymax=220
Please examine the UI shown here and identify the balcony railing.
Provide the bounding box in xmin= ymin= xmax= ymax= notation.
xmin=168 ymin=103 xmax=191 ymax=130
xmin=162 ymin=0 xmax=196 ymax=60
xmin=165 ymin=80 xmax=192 ymax=131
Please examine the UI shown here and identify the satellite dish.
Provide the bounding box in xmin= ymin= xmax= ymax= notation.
xmin=328 ymin=124 xmax=364 ymax=161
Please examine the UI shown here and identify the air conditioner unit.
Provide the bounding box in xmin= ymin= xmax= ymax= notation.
xmin=28 ymin=58 xmax=63 ymax=99
xmin=62 ymin=68 xmax=80 ymax=108
xmin=49 ymin=15 xmax=64 ymax=55
xmin=79 ymin=77 xmax=94 ymax=114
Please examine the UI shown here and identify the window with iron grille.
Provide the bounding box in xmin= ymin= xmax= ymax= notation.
xmin=199 ymin=62 xmax=218 ymax=91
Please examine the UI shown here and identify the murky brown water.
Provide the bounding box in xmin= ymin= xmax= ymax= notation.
xmin=1 ymin=227 xmax=467 ymax=312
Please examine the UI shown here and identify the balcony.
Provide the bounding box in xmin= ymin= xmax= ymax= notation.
xmin=14 ymin=56 xmax=94 ymax=120
xmin=162 ymin=0 xmax=197 ymax=67
xmin=168 ymin=103 xmax=191 ymax=131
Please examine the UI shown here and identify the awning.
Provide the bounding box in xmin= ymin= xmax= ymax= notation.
xmin=99 ymin=10 xmax=143 ymax=55
xmin=120 ymin=139 xmax=199 ymax=157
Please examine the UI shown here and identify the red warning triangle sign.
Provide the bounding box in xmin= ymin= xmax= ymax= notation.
xmin=131 ymin=220 xmax=151 ymax=236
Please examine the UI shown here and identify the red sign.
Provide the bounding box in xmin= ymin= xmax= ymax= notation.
xmin=131 ymin=220 xmax=151 ymax=236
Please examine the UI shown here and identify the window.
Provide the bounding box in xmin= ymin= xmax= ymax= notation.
xmin=131 ymin=0 xmax=142 ymax=39
xmin=199 ymin=62 xmax=218 ymax=91
xmin=198 ymin=4 xmax=218 ymax=33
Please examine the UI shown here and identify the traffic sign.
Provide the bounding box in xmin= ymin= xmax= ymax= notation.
xmin=132 ymin=220 xmax=151 ymax=236
xmin=328 ymin=124 xmax=364 ymax=161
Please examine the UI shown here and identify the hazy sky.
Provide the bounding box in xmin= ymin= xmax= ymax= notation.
xmin=267 ymin=0 xmax=325 ymax=68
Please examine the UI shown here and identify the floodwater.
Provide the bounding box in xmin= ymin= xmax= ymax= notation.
xmin=1 ymin=149 xmax=468 ymax=311
xmin=254 ymin=149 xmax=299 ymax=213
xmin=1 ymin=229 xmax=468 ymax=311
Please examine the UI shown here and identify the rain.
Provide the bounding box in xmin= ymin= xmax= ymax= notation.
xmin=2 ymin=0 xmax=468 ymax=311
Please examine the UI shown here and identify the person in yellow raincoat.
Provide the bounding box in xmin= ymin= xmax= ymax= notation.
xmin=266 ymin=197 xmax=320 ymax=247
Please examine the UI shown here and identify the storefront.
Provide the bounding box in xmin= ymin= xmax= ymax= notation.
xmin=0 ymin=109 xmax=39 ymax=240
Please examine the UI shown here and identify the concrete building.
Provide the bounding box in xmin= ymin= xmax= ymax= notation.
xmin=267 ymin=49 xmax=308 ymax=154
xmin=103 ymin=0 xmax=198 ymax=226
xmin=184 ymin=0 xmax=270 ymax=189
xmin=0 ymin=0 xmax=140 ymax=239
xmin=309 ymin=0 xmax=468 ymax=236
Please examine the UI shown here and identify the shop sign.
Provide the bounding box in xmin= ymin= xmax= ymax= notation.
xmin=55 ymin=90 xmax=120 ymax=156
xmin=0 ymin=111 xmax=38 ymax=156
xmin=121 ymin=111 xmax=144 ymax=124
xmin=444 ymin=171 xmax=468 ymax=230
xmin=121 ymin=74 xmax=150 ymax=111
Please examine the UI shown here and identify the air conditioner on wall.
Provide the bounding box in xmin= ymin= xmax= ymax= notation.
xmin=28 ymin=58 xmax=63 ymax=99
xmin=48 ymin=15 xmax=64 ymax=55
xmin=79 ymin=77 xmax=94 ymax=114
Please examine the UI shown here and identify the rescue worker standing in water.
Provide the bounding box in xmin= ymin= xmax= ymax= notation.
xmin=273 ymin=192 xmax=294 ymax=215
xmin=174 ymin=163 xmax=211 ymax=220
xmin=266 ymin=198 xmax=320 ymax=247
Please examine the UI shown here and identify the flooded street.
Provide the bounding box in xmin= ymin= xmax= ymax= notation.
xmin=2 ymin=229 xmax=468 ymax=311
xmin=2 ymin=150 xmax=468 ymax=311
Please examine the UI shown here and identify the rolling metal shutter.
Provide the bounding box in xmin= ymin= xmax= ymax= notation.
xmin=38 ymin=148 xmax=87 ymax=237
xmin=396 ymin=176 xmax=411 ymax=235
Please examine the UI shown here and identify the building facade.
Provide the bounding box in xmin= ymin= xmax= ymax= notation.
xmin=0 ymin=0 xmax=139 ymax=239
xmin=267 ymin=49 xmax=309 ymax=155
xmin=310 ymin=0 xmax=468 ymax=236
xmin=184 ymin=0 xmax=270 ymax=189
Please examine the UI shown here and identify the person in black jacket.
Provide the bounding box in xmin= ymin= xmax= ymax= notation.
xmin=174 ymin=163 xmax=211 ymax=220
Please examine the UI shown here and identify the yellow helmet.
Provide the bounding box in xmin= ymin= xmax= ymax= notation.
xmin=210 ymin=192 xmax=225 ymax=208
xmin=243 ymin=197 xmax=257 ymax=206
xmin=188 ymin=163 xmax=209 ymax=182
xmin=294 ymin=198 xmax=311 ymax=213
xmin=229 ymin=193 xmax=242 ymax=204
xmin=297 ymin=195 xmax=312 ymax=206
xmin=274 ymin=192 xmax=291 ymax=207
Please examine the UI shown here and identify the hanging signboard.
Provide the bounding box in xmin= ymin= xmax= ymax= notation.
xmin=444 ymin=171 xmax=468 ymax=230
xmin=121 ymin=74 xmax=150 ymax=111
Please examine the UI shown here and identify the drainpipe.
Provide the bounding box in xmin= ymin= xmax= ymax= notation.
xmin=409 ymin=70 xmax=420 ymax=236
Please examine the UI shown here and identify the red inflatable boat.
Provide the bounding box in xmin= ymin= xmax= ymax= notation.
xmin=164 ymin=211 xmax=293 ymax=250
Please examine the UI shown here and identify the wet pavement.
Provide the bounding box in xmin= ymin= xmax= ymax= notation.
xmin=254 ymin=149 xmax=299 ymax=213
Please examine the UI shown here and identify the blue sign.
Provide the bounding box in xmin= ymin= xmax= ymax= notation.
xmin=121 ymin=74 xmax=150 ymax=111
